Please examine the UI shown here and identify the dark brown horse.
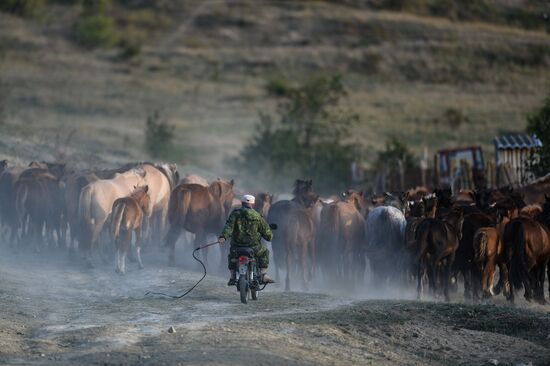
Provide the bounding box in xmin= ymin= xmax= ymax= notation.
xmin=0 ymin=165 xmax=25 ymax=244
xmin=267 ymin=179 xmax=319 ymax=291
xmin=164 ymin=179 xmax=234 ymax=266
xmin=111 ymin=185 xmax=151 ymax=274
xmin=15 ymin=170 xmax=65 ymax=249
xmin=415 ymin=208 xmax=464 ymax=301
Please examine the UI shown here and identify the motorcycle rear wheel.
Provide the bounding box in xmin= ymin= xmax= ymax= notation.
xmin=239 ymin=276 xmax=248 ymax=304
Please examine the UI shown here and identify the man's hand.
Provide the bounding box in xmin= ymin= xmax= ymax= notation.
xmin=218 ymin=237 xmax=225 ymax=244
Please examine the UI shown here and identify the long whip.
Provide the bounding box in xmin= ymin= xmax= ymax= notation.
xmin=145 ymin=241 xmax=220 ymax=299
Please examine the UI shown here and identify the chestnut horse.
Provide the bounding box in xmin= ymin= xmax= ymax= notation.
xmin=111 ymin=185 xmax=151 ymax=274
xmin=164 ymin=179 xmax=234 ymax=266
xmin=267 ymin=179 xmax=319 ymax=291
xmin=317 ymin=190 xmax=365 ymax=286
xmin=503 ymin=215 xmax=550 ymax=304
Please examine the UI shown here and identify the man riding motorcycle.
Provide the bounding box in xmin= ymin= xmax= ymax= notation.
xmin=218 ymin=194 xmax=275 ymax=286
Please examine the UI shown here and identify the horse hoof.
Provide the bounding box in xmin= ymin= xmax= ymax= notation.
xmin=168 ymin=261 xmax=176 ymax=268
xmin=138 ymin=265 xmax=144 ymax=270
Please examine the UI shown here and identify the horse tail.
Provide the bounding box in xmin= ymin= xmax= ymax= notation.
xmin=473 ymin=229 xmax=488 ymax=264
xmin=14 ymin=181 xmax=28 ymax=229
xmin=168 ymin=186 xmax=191 ymax=227
xmin=415 ymin=220 xmax=431 ymax=262
xmin=319 ymin=204 xmax=340 ymax=271
xmin=78 ymin=185 xmax=94 ymax=243
xmin=111 ymin=200 xmax=125 ymax=243
xmin=508 ymin=220 xmax=529 ymax=290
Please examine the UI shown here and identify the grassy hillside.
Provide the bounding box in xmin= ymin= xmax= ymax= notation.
xmin=0 ymin=0 xmax=549 ymax=186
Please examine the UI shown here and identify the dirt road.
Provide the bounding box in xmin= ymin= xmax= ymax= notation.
xmin=1 ymin=247 xmax=549 ymax=366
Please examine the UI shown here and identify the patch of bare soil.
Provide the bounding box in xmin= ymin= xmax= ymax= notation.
xmin=0 ymin=246 xmax=549 ymax=366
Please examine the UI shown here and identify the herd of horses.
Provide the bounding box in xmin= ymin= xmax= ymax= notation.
xmin=1 ymin=159 xmax=550 ymax=304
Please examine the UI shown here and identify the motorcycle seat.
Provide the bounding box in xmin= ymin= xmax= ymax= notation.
xmin=234 ymin=247 xmax=255 ymax=257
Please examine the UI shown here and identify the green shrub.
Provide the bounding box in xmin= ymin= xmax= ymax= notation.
xmin=144 ymin=111 xmax=176 ymax=159
xmin=0 ymin=0 xmax=44 ymax=18
xmin=265 ymin=77 xmax=293 ymax=97
xmin=74 ymin=14 xmax=118 ymax=48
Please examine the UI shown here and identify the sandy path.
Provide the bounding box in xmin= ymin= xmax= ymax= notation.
xmin=0 ymin=247 xmax=549 ymax=365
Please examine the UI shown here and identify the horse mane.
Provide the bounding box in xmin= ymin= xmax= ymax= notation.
xmin=155 ymin=163 xmax=179 ymax=190
xmin=520 ymin=204 xmax=542 ymax=219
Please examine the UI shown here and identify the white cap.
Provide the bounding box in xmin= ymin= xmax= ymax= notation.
xmin=242 ymin=194 xmax=255 ymax=204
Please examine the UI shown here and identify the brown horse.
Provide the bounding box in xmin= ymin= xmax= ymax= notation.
xmin=403 ymin=193 xmax=438 ymax=283
xmin=267 ymin=179 xmax=319 ymax=291
xmin=415 ymin=208 xmax=464 ymax=301
xmin=254 ymin=192 xmax=273 ymax=218
xmin=180 ymin=174 xmax=209 ymax=186
xmin=111 ymin=185 xmax=151 ymax=274
xmin=78 ymin=168 xmax=147 ymax=266
xmin=317 ymin=190 xmax=365 ymax=286
xmin=0 ymin=165 xmax=25 ymax=244
xmin=473 ymin=215 xmax=511 ymax=300
xmin=164 ymin=179 xmax=234 ymax=266
xmin=14 ymin=170 xmax=65 ymax=249
xmin=64 ymin=170 xmax=101 ymax=251
xmin=503 ymin=215 xmax=550 ymax=304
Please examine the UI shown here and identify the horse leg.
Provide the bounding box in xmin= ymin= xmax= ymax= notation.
xmin=285 ymin=246 xmax=292 ymax=292
xmin=523 ymin=271 xmax=534 ymax=302
xmin=135 ymin=228 xmax=144 ymax=270
xmin=484 ymin=256 xmax=497 ymax=298
xmin=443 ymin=257 xmax=454 ymax=302
xmin=115 ymin=248 xmax=121 ymax=274
xmin=300 ymin=240 xmax=308 ymax=291
xmin=463 ymin=265 xmax=472 ymax=301
xmin=417 ymin=260 xmax=425 ymax=300
xmin=164 ymin=225 xmax=182 ymax=267
xmin=535 ymin=264 xmax=546 ymax=304
xmin=427 ymin=262 xmax=437 ymax=299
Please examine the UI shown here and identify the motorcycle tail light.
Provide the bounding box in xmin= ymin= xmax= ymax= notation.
xmin=238 ymin=256 xmax=247 ymax=265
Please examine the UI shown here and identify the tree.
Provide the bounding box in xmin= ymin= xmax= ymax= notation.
xmin=526 ymin=96 xmax=550 ymax=177
xmin=237 ymin=75 xmax=359 ymax=193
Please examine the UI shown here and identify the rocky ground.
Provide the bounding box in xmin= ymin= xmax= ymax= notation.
xmin=0 ymin=244 xmax=549 ymax=366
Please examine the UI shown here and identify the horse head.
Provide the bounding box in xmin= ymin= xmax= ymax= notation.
xmin=343 ymin=189 xmax=364 ymax=212
xmin=255 ymin=192 xmax=273 ymax=217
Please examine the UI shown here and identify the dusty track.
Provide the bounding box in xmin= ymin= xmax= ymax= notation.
xmin=1 ymin=246 xmax=549 ymax=365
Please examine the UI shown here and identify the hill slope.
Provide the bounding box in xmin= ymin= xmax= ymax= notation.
xmin=0 ymin=1 xmax=549 ymax=182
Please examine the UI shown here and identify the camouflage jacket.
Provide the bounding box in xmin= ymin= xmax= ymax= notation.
xmin=220 ymin=207 xmax=273 ymax=247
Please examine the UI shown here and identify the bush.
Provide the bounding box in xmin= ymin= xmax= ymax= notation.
xmin=144 ymin=111 xmax=175 ymax=159
xmin=265 ymin=76 xmax=293 ymax=97
xmin=526 ymin=96 xmax=550 ymax=177
xmin=74 ymin=14 xmax=118 ymax=48
xmin=0 ymin=0 xmax=44 ymax=18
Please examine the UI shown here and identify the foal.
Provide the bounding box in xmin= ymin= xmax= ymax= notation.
xmin=110 ymin=185 xmax=150 ymax=274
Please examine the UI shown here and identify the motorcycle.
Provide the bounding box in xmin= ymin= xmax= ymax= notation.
xmin=234 ymin=223 xmax=277 ymax=304
xmin=234 ymin=247 xmax=265 ymax=304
